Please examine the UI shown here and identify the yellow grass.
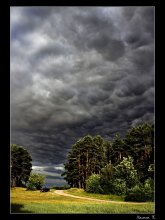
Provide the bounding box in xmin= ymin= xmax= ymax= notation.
xmin=11 ymin=187 xmax=155 ymax=214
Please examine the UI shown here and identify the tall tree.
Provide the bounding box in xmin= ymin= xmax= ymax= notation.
xmin=11 ymin=144 xmax=32 ymax=187
xmin=124 ymin=123 xmax=154 ymax=182
xmin=62 ymin=122 xmax=154 ymax=189
xmin=92 ymin=135 xmax=106 ymax=173
xmin=103 ymin=140 xmax=114 ymax=164
xmin=62 ymin=135 xmax=106 ymax=189
xmin=111 ymin=134 xmax=125 ymax=164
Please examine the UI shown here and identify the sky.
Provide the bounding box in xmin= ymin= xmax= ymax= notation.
xmin=10 ymin=6 xmax=154 ymax=186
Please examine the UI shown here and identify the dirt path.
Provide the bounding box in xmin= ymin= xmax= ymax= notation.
xmin=54 ymin=190 xmax=148 ymax=205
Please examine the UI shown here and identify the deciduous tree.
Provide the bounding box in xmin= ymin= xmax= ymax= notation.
xmin=11 ymin=144 xmax=32 ymax=187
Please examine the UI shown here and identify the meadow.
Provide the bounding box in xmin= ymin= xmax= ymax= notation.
xmin=11 ymin=187 xmax=155 ymax=214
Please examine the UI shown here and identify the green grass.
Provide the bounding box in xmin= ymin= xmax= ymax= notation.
xmin=64 ymin=188 xmax=125 ymax=201
xmin=11 ymin=187 xmax=155 ymax=214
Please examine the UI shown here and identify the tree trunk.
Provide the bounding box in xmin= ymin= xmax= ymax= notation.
xmin=11 ymin=177 xmax=16 ymax=187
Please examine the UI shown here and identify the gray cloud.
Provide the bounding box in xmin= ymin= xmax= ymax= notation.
xmin=10 ymin=6 xmax=154 ymax=184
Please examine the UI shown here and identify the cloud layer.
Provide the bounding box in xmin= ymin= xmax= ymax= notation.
xmin=10 ymin=6 xmax=154 ymax=183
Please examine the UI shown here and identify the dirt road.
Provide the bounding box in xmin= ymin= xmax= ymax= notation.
xmin=54 ymin=190 xmax=148 ymax=204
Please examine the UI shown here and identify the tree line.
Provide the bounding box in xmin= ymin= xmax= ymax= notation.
xmin=11 ymin=122 xmax=154 ymax=200
xmin=62 ymin=122 xmax=154 ymax=200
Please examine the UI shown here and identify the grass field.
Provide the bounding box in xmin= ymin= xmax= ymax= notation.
xmin=11 ymin=187 xmax=155 ymax=214
xmin=65 ymin=188 xmax=125 ymax=201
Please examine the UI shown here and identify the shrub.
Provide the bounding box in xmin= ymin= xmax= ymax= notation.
xmin=100 ymin=181 xmax=114 ymax=194
xmin=40 ymin=187 xmax=50 ymax=192
xmin=86 ymin=174 xmax=103 ymax=193
xmin=51 ymin=185 xmax=70 ymax=190
xmin=26 ymin=172 xmax=45 ymax=190
xmin=111 ymin=179 xmax=127 ymax=195
xmin=127 ymin=184 xmax=143 ymax=194
xmin=26 ymin=182 xmax=37 ymax=191
xmin=125 ymin=191 xmax=154 ymax=202
xmin=125 ymin=182 xmax=154 ymax=202
xmin=144 ymin=178 xmax=154 ymax=192
xmin=100 ymin=163 xmax=114 ymax=194
xmin=113 ymin=156 xmax=139 ymax=190
xmin=143 ymin=178 xmax=154 ymax=201
xmin=125 ymin=193 xmax=147 ymax=202
xmin=144 ymin=192 xmax=154 ymax=201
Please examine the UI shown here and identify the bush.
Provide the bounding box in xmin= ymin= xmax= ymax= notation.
xmin=127 ymin=184 xmax=142 ymax=194
xmin=40 ymin=187 xmax=50 ymax=192
xmin=100 ymin=163 xmax=114 ymax=194
xmin=51 ymin=185 xmax=70 ymax=190
xmin=125 ymin=182 xmax=154 ymax=202
xmin=100 ymin=181 xmax=114 ymax=194
xmin=144 ymin=178 xmax=154 ymax=192
xmin=26 ymin=172 xmax=45 ymax=190
xmin=143 ymin=178 xmax=154 ymax=201
xmin=144 ymin=191 xmax=154 ymax=201
xmin=125 ymin=193 xmax=147 ymax=202
xmin=26 ymin=182 xmax=37 ymax=191
xmin=113 ymin=156 xmax=139 ymax=189
xmin=125 ymin=191 xmax=154 ymax=202
xmin=111 ymin=179 xmax=127 ymax=195
xmin=86 ymin=174 xmax=103 ymax=193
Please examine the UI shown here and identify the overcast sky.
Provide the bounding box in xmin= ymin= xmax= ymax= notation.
xmin=10 ymin=6 xmax=154 ymax=185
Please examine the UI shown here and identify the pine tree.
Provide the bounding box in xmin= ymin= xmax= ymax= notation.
xmin=124 ymin=123 xmax=154 ymax=182
xmin=62 ymin=135 xmax=106 ymax=189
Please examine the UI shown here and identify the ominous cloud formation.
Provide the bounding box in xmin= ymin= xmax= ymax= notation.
xmin=10 ymin=7 xmax=154 ymax=185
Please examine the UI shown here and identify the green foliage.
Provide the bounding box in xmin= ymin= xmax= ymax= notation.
xmin=124 ymin=123 xmax=154 ymax=182
xmin=129 ymin=184 xmax=142 ymax=193
xmin=125 ymin=193 xmax=147 ymax=202
xmin=144 ymin=178 xmax=154 ymax=192
xmin=113 ymin=156 xmax=139 ymax=190
xmin=125 ymin=179 xmax=154 ymax=202
xmin=128 ymin=178 xmax=154 ymax=195
xmin=143 ymin=178 xmax=154 ymax=201
xmin=62 ymin=135 xmax=106 ymax=189
xmin=103 ymin=141 xmax=113 ymax=164
xmin=101 ymin=163 xmax=114 ymax=181
xmin=11 ymin=144 xmax=32 ymax=187
xmin=26 ymin=182 xmax=36 ymax=191
xmin=125 ymin=190 xmax=154 ymax=202
xmin=51 ymin=185 xmax=70 ymax=190
xmin=148 ymin=164 xmax=154 ymax=179
xmin=100 ymin=163 xmax=114 ymax=194
xmin=86 ymin=174 xmax=103 ymax=194
xmin=62 ymin=122 xmax=154 ymax=198
xmin=111 ymin=179 xmax=127 ymax=195
xmin=111 ymin=134 xmax=125 ymax=164
xmin=26 ymin=172 xmax=45 ymax=190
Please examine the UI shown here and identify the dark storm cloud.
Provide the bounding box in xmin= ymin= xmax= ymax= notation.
xmin=10 ymin=6 xmax=154 ymax=181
